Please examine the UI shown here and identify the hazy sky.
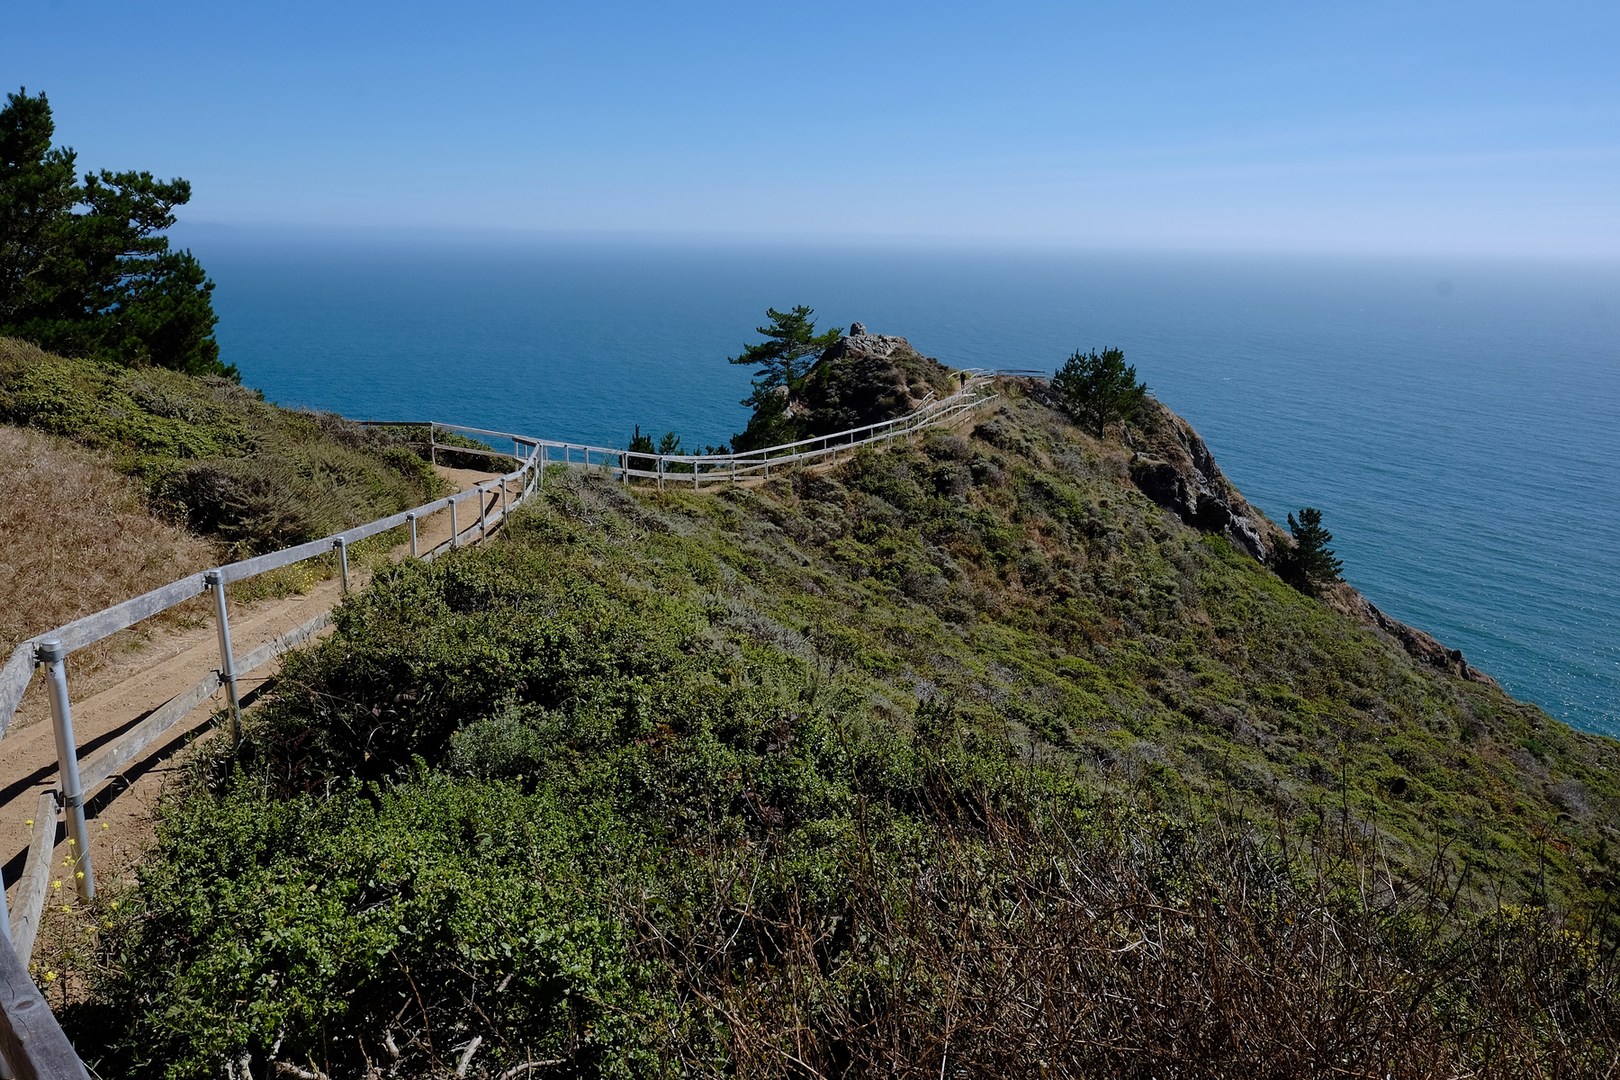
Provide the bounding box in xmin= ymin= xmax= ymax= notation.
xmin=5 ymin=1 xmax=1617 ymax=258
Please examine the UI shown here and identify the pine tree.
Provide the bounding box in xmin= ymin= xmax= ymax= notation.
xmin=0 ymin=88 xmax=230 ymax=378
xmin=627 ymin=426 xmax=683 ymax=474
xmin=0 ymin=88 xmax=77 ymax=329
xmin=1051 ymin=347 xmax=1148 ymax=438
xmin=729 ymin=305 xmax=843 ymax=408
xmin=729 ymin=305 xmax=843 ymax=452
xmin=1281 ymin=507 xmax=1344 ymax=595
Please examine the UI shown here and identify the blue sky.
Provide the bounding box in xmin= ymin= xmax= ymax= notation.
xmin=5 ymin=1 xmax=1617 ymax=258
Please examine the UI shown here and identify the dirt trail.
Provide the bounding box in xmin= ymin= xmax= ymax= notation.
xmin=1 ymin=466 xmax=507 ymax=914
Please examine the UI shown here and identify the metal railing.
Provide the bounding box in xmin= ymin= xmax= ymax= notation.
xmin=514 ymin=382 xmax=991 ymax=490
xmin=0 ymin=443 xmax=543 ymax=932
xmin=0 ymin=379 xmax=998 ymax=1074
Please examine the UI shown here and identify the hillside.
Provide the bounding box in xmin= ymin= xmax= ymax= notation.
xmin=0 ymin=336 xmax=467 ymax=735
xmin=0 ymin=336 xmax=446 ymax=558
xmin=0 ymin=425 xmax=219 ymax=670
xmin=58 ymin=363 xmax=1620 ymax=1077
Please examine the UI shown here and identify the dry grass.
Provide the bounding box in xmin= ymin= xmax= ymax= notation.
xmin=651 ymin=802 xmax=1620 ymax=1079
xmin=0 ymin=425 xmax=218 ymax=679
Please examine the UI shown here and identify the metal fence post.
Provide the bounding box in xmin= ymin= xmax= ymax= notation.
xmin=35 ymin=639 xmax=94 ymax=902
xmin=336 ymin=538 xmax=350 ymax=594
xmin=478 ymin=485 xmax=488 ymax=539
xmin=657 ymin=456 xmax=665 ymax=492
xmin=429 ymin=422 xmax=437 ymax=467
xmin=205 ymin=571 xmax=243 ymax=743
xmin=0 ymin=836 xmax=10 ymax=948
xmin=451 ymin=498 xmax=459 ymax=549
xmin=408 ymin=512 xmax=419 ymax=558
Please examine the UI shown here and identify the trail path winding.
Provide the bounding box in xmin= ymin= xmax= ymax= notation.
xmin=1 ymin=466 xmax=503 ymax=901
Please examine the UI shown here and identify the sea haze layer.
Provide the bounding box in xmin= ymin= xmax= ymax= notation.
xmin=182 ymin=228 xmax=1620 ymax=739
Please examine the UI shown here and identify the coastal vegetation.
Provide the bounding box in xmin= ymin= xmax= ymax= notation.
xmin=0 ymin=89 xmax=230 ymax=379
xmin=54 ymin=342 xmax=1620 ymax=1076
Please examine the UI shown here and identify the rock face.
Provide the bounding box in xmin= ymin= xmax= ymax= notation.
xmin=794 ymin=332 xmax=953 ymax=435
xmin=1124 ymin=400 xmax=1277 ymax=564
xmin=1325 ymin=586 xmax=1499 ymax=686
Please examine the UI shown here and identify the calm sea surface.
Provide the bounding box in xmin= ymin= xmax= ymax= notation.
xmin=183 ymin=231 xmax=1620 ymax=738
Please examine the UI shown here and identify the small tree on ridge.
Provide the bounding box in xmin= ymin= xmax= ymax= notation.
xmin=729 ymin=305 xmax=843 ymax=409
xmin=729 ymin=305 xmax=842 ymax=452
xmin=1052 ymin=347 xmax=1148 ymax=438
xmin=1280 ymin=507 xmax=1344 ymax=595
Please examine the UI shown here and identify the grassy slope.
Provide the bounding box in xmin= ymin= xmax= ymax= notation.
xmin=0 ymin=425 xmax=219 ymax=665
xmin=0 ymin=336 xmax=445 ymax=557
xmin=64 ymin=384 xmax=1620 ymax=1077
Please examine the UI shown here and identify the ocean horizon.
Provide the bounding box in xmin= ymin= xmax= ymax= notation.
xmin=177 ymin=227 xmax=1620 ymax=740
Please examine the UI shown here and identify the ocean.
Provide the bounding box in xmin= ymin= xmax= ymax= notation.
xmin=181 ymin=229 xmax=1620 ymax=739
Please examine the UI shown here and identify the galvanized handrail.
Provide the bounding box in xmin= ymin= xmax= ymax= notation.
xmin=0 ymin=446 xmax=540 ymax=909
xmin=0 ymin=453 xmax=543 ymax=742
xmin=528 ymin=383 xmax=982 ymax=473
xmin=0 ymin=377 xmax=1000 ymax=1075
xmin=468 ymin=381 xmax=995 ymax=491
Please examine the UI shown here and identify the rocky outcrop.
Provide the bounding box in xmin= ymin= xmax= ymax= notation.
xmin=794 ymin=332 xmax=954 ymax=435
xmin=1325 ymin=585 xmax=1498 ymax=686
xmin=1124 ymin=400 xmax=1278 ymax=564
xmin=1117 ymin=399 xmax=1494 ymax=685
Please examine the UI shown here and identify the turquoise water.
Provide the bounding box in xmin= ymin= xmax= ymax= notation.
xmin=185 ymin=231 xmax=1620 ymax=738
